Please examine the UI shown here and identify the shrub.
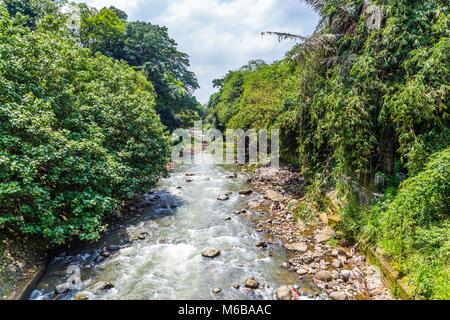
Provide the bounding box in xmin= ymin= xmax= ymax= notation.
xmin=0 ymin=9 xmax=170 ymax=244
xmin=376 ymin=147 xmax=450 ymax=299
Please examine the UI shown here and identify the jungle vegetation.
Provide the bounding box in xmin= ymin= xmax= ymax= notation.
xmin=206 ymin=0 xmax=449 ymax=299
xmin=0 ymin=0 xmax=204 ymax=244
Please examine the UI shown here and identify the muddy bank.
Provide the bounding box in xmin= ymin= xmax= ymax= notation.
xmin=242 ymin=165 xmax=392 ymax=300
xmin=0 ymin=233 xmax=48 ymax=300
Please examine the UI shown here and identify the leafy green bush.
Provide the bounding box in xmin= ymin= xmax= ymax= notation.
xmin=376 ymin=147 xmax=450 ymax=299
xmin=0 ymin=8 xmax=170 ymax=244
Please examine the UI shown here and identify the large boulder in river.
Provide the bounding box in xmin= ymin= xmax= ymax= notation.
xmin=276 ymin=286 xmax=293 ymax=300
xmin=202 ymin=248 xmax=221 ymax=258
xmin=244 ymin=277 xmax=260 ymax=289
xmin=217 ymin=195 xmax=230 ymax=201
xmin=55 ymin=283 xmax=71 ymax=295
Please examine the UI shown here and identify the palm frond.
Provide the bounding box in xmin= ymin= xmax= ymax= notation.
xmin=303 ymin=0 xmax=326 ymax=12
xmin=295 ymin=33 xmax=340 ymax=62
xmin=261 ymin=31 xmax=308 ymax=42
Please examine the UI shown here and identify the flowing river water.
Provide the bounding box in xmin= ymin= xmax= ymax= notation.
xmin=30 ymin=153 xmax=316 ymax=300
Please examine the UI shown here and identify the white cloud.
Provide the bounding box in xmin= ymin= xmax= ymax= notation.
xmin=76 ymin=0 xmax=318 ymax=103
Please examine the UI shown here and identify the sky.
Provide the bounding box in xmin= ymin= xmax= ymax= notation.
xmin=77 ymin=0 xmax=319 ymax=104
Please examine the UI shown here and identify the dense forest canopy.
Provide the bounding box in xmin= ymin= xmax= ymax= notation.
xmin=77 ymin=4 xmax=204 ymax=130
xmin=206 ymin=0 xmax=449 ymax=299
xmin=0 ymin=0 xmax=448 ymax=300
xmin=0 ymin=0 xmax=208 ymax=244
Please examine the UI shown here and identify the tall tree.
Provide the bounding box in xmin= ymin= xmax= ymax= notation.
xmin=3 ymin=0 xmax=60 ymax=28
xmin=80 ymin=7 xmax=126 ymax=58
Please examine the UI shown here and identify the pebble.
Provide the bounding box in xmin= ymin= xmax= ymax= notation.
xmin=317 ymin=270 xmax=333 ymax=282
xmin=297 ymin=268 xmax=308 ymax=276
xmin=329 ymin=291 xmax=347 ymax=300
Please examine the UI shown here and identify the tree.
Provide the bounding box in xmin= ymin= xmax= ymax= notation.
xmin=120 ymin=21 xmax=202 ymax=130
xmin=0 ymin=6 xmax=169 ymax=244
xmin=109 ymin=6 xmax=127 ymax=21
xmin=3 ymin=0 xmax=60 ymax=28
xmin=78 ymin=8 xmax=203 ymax=130
xmin=80 ymin=7 xmax=126 ymax=58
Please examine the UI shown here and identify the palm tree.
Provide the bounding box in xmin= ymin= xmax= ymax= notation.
xmin=263 ymin=0 xmax=367 ymax=64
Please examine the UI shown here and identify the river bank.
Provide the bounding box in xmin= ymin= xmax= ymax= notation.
xmin=242 ymin=165 xmax=392 ymax=300
xmin=0 ymin=233 xmax=48 ymax=300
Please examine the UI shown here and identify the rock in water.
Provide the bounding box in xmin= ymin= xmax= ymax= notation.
xmin=330 ymin=291 xmax=347 ymax=300
xmin=317 ymin=270 xmax=333 ymax=282
xmin=55 ymin=283 xmax=71 ymax=295
xmin=212 ymin=288 xmax=222 ymax=294
xmin=244 ymin=277 xmax=260 ymax=289
xmin=106 ymin=245 xmax=121 ymax=252
xmin=276 ymin=286 xmax=292 ymax=300
xmin=217 ymin=195 xmax=230 ymax=201
xmin=239 ymin=189 xmax=253 ymax=196
xmin=94 ymin=255 xmax=105 ymax=264
xmin=100 ymin=283 xmax=115 ymax=291
xmin=100 ymin=250 xmax=111 ymax=258
xmin=202 ymin=248 xmax=221 ymax=258
xmin=255 ymin=241 xmax=268 ymax=248
xmin=74 ymin=291 xmax=92 ymax=300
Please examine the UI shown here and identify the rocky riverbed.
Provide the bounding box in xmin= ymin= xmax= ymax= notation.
xmin=28 ymin=154 xmax=311 ymax=300
xmin=19 ymin=155 xmax=392 ymax=301
xmin=242 ymin=166 xmax=392 ymax=300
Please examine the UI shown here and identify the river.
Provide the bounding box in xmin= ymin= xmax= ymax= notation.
xmin=30 ymin=153 xmax=315 ymax=300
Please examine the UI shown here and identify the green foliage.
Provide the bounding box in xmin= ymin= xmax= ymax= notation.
xmin=207 ymin=0 xmax=450 ymax=299
xmin=375 ymin=147 xmax=450 ymax=299
xmin=80 ymin=7 xmax=126 ymax=58
xmin=206 ymin=60 xmax=301 ymax=160
xmin=2 ymin=0 xmax=60 ymax=28
xmin=78 ymin=6 xmax=203 ymax=130
xmin=0 ymin=7 xmax=170 ymax=244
